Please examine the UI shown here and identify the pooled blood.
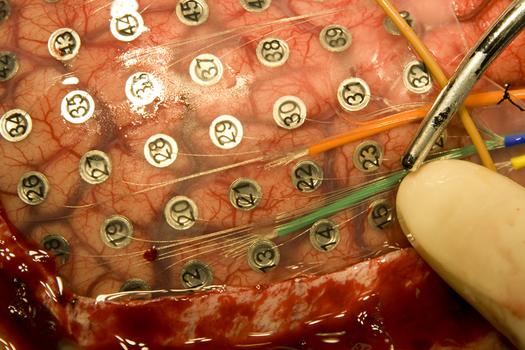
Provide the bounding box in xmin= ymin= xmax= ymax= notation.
xmin=0 ymin=273 xmax=64 ymax=350
xmin=0 ymin=211 xmax=503 ymax=349
xmin=0 ymin=211 xmax=71 ymax=350
xmin=1 ymin=0 xmax=524 ymax=348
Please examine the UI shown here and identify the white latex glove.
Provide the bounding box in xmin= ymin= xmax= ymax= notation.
xmin=396 ymin=159 xmax=525 ymax=349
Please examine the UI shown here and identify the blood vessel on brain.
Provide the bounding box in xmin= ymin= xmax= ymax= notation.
xmin=0 ymin=0 xmax=524 ymax=348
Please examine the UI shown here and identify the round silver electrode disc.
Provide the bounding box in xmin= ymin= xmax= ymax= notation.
xmin=0 ymin=51 xmax=19 ymax=82
xmin=119 ymin=278 xmax=152 ymax=300
xmin=189 ymin=53 xmax=224 ymax=86
xmin=47 ymin=28 xmax=81 ymax=61
xmin=41 ymin=234 xmax=70 ymax=265
xmin=367 ymin=199 xmax=394 ymax=230
xmin=17 ymin=171 xmax=49 ymax=206
xmin=164 ymin=195 xmax=198 ymax=230
xmin=256 ymin=37 xmax=289 ymax=68
xmin=403 ymin=60 xmax=432 ymax=94
xmin=120 ymin=278 xmax=151 ymax=292
xmin=272 ymin=95 xmax=307 ymax=130
xmin=247 ymin=239 xmax=280 ymax=273
xmin=353 ymin=140 xmax=384 ymax=173
xmin=125 ymin=72 xmax=162 ymax=107
xmin=176 ymin=0 xmax=209 ymax=26
xmin=319 ymin=24 xmax=352 ymax=53
xmin=180 ymin=260 xmax=213 ymax=289
xmin=100 ymin=215 xmax=134 ymax=249
xmin=110 ymin=11 xmax=144 ymax=42
xmin=143 ymin=133 xmax=178 ymax=168
xmin=309 ymin=219 xmax=340 ymax=252
xmin=291 ymin=160 xmax=323 ymax=193
xmin=209 ymin=115 xmax=243 ymax=149
xmin=229 ymin=178 xmax=262 ymax=211
xmin=61 ymin=90 xmax=96 ymax=124
xmin=240 ymin=0 xmax=271 ymax=12
xmin=0 ymin=109 xmax=32 ymax=142
xmin=79 ymin=150 xmax=112 ymax=185
xmin=384 ymin=10 xmax=414 ymax=36
xmin=337 ymin=77 xmax=371 ymax=112
xmin=0 ymin=0 xmax=11 ymax=24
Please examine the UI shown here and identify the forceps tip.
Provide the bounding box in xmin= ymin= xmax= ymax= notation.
xmin=401 ymin=153 xmax=417 ymax=171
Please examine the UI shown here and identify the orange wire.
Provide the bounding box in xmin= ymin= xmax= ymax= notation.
xmin=375 ymin=0 xmax=497 ymax=171
xmin=465 ymin=89 xmax=525 ymax=107
xmin=308 ymin=88 xmax=525 ymax=156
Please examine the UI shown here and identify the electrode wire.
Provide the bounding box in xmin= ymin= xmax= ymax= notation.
xmin=308 ymin=87 xmax=525 ymax=156
xmin=64 ymin=87 xmax=525 ymax=211
xmin=374 ymin=0 xmax=497 ymax=171
xmin=277 ymin=139 xmax=503 ymax=237
xmin=510 ymin=154 xmax=525 ymax=170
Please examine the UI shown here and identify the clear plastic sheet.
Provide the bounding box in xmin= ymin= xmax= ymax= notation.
xmin=0 ymin=0 xmax=525 ymax=348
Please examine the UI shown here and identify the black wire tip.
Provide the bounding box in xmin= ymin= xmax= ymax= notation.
xmin=401 ymin=153 xmax=416 ymax=170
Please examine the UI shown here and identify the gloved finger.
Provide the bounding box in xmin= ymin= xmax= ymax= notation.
xmin=396 ymin=159 xmax=525 ymax=349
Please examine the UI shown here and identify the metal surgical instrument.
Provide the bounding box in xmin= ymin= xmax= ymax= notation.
xmin=402 ymin=0 xmax=525 ymax=171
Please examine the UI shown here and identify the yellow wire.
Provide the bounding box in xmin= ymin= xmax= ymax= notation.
xmin=511 ymin=154 xmax=525 ymax=170
xmin=374 ymin=0 xmax=497 ymax=171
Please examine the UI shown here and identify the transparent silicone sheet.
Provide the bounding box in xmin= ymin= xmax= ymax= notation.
xmin=1 ymin=0 xmax=524 ymax=305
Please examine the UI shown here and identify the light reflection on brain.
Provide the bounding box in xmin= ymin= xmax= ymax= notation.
xmin=1 ymin=0 xmax=525 ymax=348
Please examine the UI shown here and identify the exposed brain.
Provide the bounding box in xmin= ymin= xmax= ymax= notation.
xmin=1 ymin=0 xmax=525 ymax=348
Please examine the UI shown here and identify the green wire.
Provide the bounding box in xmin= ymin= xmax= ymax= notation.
xmin=276 ymin=170 xmax=406 ymax=236
xmin=275 ymin=139 xmax=502 ymax=237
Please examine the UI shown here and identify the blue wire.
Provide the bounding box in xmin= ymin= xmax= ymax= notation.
xmin=504 ymin=134 xmax=525 ymax=147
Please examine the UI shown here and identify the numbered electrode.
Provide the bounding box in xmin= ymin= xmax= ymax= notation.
xmin=272 ymin=96 xmax=307 ymax=130
xmin=309 ymin=219 xmax=340 ymax=252
xmin=61 ymin=90 xmax=96 ymax=124
xmin=164 ymin=196 xmax=198 ymax=230
xmin=353 ymin=140 xmax=384 ymax=172
xmin=125 ymin=72 xmax=162 ymax=106
xmin=17 ymin=171 xmax=49 ymax=206
xmin=291 ymin=160 xmax=323 ymax=193
xmin=403 ymin=60 xmax=432 ymax=94
xmin=319 ymin=25 xmax=352 ymax=53
xmin=41 ymin=234 xmax=71 ymax=266
xmin=176 ymin=0 xmax=209 ymax=26
xmin=247 ymin=239 xmax=280 ymax=272
xmin=47 ymin=28 xmax=81 ymax=61
xmin=256 ymin=37 xmax=289 ymax=68
xmin=229 ymin=178 xmax=262 ymax=211
xmin=79 ymin=150 xmax=112 ymax=185
xmin=384 ymin=10 xmax=414 ymax=36
xmin=189 ymin=53 xmax=223 ymax=86
xmin=367 ymin=199 xmax=394 ymax=230
xmin=0 ymin=0 xmax=11 ymax=24
xmin=144 ymin=134 xmax=178 ymax=168
xmin=110 ymin=11 xmax=145 ymax=42
xmin=120 ymin=278 xmax=151 ymax=292
xmin=180 ymin=260 xmax=213 ymax=289
xmin=240 ymin=0 xmax=271 ymax=12
xmin=337 ymin=78 xmax=371 ymax=112
xmin=0 ymin=109 xmax=32 ymax=142
xmin=0 ymin=51 xmax=19 ymax=82
xmin=100 ymin=215 xmax=134 ymax=249
xmin=209 ymin=115 xmax=243 ymax=149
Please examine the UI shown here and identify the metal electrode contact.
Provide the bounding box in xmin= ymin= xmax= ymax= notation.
xmin=402 ymin=0 xmax=525 ymax=171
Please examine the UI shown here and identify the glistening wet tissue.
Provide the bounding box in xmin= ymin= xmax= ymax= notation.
xmin=0 ymin=0 xmax=524 ymax=349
